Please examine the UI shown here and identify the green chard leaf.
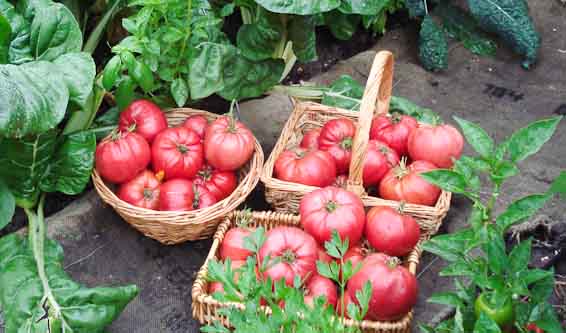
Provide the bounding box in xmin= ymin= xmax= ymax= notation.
xmin=0 ymin=0 xmax=32 ymax=64
xmin=419 ymin=15 xmax=448 ymax=72
xmin=189 ymin=42 xmax=233 ymax=100
xmin=0 ymin=234 xmax=138 ymax=332
xmin=0 ymin=12 xmax=10 ymax=64
xmin=453 ymin=116 xmax=494 ymax=158
xmin=236 ymin=8 xmax=284 ymax=62
xmin=321 ymin=75 xmax=364 ymax=110
xmin=390 ymin=96 xmax=442 ymax=125
xmin=433 ymin=1 xmax=496 ymax=56
xmin=254 ymin=0 xmax=341 ymax=15
xmin=53 ymin=52 xmax=96 ymax=109
xmin=504 ymin=117 xmax=561 ymax=163
xmin=339 ymin=0 xmax=391 ymax=15
xmin=288 ymin=15 xmax=317 ymax=62
xmin=0 ymin=179 xmax=15 ymax=229
xmin=466 ymin=0 xmax=540 ymax=69
xmin=324 ymin=10 xmax=360 ymax=41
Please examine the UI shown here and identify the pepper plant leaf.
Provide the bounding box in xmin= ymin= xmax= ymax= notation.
xmin=496 ymin=193 xmax=549 ymax=231
xmin=503 ymin=116 xmax=561 ymax=163
xmin=420 ymin=170 xmax=468 ymax=194
xmin=473 ymin=312 xmax=502 ymax=333
xmin=453 ymin=116 xmax=494 ymax=158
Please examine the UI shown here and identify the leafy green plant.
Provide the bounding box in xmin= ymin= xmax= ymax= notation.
xmin=203 ymin=229 xmax=372 ymax=333
xmin=0 ymin=0 xmax=137 ymax=331
xmin=418 ymin=116 xmax=565 ymax=332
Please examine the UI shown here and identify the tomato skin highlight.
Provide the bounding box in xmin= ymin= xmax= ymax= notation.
xmin=300 ymin=186 xmax=366 ymax=246
xmin=258 ymin=226 xmax=319 ymax=286
xmin=152 ymin=127 xmax=204 ymax=180
xmin=204 ymin=116 xmax=255 ymax=171
xmin=300 ymin=129 xmax=321 ymax=150
xmin=347 ymin=253 xmax=418 ymax=321
xmin=220 ymin=228 xmax=253 ymax=261
xmin=304 ymin=274 xmax=338 ymax=309
xmin=117 ymin=170 xmax=161 ymax=209
xmin=119 ymin=99 xmax=168 ymax=143
xmin=274 ymin=148 xmax=337 ymax=187
xmin=474 ymin=292 xmax=514 ymax=328
xmin=408 ymin=123 xmax=464 ymax=168
xmin=95 ymin=131 xmax=151 ymax=184
xmin=363 ymin=140 xmax=400 ymax=187
xmin=379 ymin=160 xmax=441 ymax=206
xmin=194 ymin=165 xmax=237 ymax=201
xmin=183 ymin=115 xmax=209 ymax=140
xmin=319 ymin=118 xmax=356 ymax=174
xmin=370 ymin=115 xmax=418 ymax=156
xmin=158 ymin=179 xmax=194 ymax=211
xmin=365 ymin=206 xmax=420 ymax=257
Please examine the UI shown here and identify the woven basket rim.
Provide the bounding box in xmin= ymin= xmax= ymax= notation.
xmin=191 ymin=210 xmax=426 ymax=331
xmin=92 ymin=107 xmax=264 ymax=227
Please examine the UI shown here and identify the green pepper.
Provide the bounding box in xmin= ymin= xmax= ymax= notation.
xmin=474 ymin=292 xmax=514 ymax=328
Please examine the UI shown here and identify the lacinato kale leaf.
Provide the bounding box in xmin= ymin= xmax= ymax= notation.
xmin=466 ymin=0 xmax=540 ymax=69
xmin=405 ymin=0 xmax=427 ymax=17
xmin=418 ymin=15 xmax=448 ymax=72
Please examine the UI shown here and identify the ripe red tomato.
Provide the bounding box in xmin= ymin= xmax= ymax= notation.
xmin=119 ymin=99 xmax=168 ymax=143
xmin=317 ymin=245 xmax=333 ymax=264
xmin=193 ymin=184 xmax=217 ymax=209
xmin=95 ymin=131 xmax=151 ymax=184
xmin=363 ymin=140 xmax=400 ymax=187
xmin=365 ymin=206 xmax=420 ymax=257
xmin=304 ymin=274 xmax=338 ymax=309
xmin=183 ymin=115 xmax=209 ymax=140
xmin=347 ymin=253 xmax=417 ymax=321
xmin=117 ymin=170 xmax=160 ymax=209
xmin=274 ymin=148 xmax=337 ymax=187
xmin=408 ymin=124 xmax=464 ymax=168
xmin=208 ymin=259 xmax=247 ymax=294
xmin=370 ymin=115 xmax=418 ymax=156
xmin=194 ymin=165 xmax=237 ymax=201
xmin=319 ymin=118 xmax=356 ymax=174
xmin=526 ymin=323 xmax=544 ymax=333
xmin=332 ymin=174 xmax=348 ymax=189
xmin=339 ymin=245 xmax=365 ymax=280
xmin=299 ymin=186 xmax=365 ymax=246
xmin=158 ymin=179 xmax=194 ymax=211
xmin=204 ymin=116 xmax=255 ymax=171
xmin=258 ymin=226 xmax=319 ymax=286
xmin=152 ymin=127 xmax=204 ymax=180
xmin=300 ymin=129 xmax=321 ymax=150
xmin=220 ymin=227 xmax=253 ymax=261
xmin=379 ymin=160 xmax=441 ymax=206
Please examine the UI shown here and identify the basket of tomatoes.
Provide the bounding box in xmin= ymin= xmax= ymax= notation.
xmin=92 ymin=101 xmax=264 ymax=244
xmin=192 ymin=186 xmax=428 ymax=333
xmin=261 ymin=51 xmax=462 ymax=233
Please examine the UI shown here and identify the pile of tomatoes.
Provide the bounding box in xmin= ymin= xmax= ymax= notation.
xmin=95 ymin=100 xmax=256 ymax=211
xmin=274 ymin=114 xmax=464 ymax=206
xmin=214 ymin=185 xmax=423 ymax=321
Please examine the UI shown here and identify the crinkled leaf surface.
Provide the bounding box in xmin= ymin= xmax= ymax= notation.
xmin=0 ymin=0 xmax=32 ymax=64
xmin=236 ymin=8 xmax=284 ymax=62
xmin=390 ymin=95 xmax=441 ymax=125
xmin=0 ymin=12 xmax=10 ymax=63
xmin=339 ymin=0 xmax=391 ymax=15
xmin=288 ymin=15 xmax=317 ymax=62
xmin=324 ymin=9 xmax=360 ymax=40
xmin=419 ymin=15 xmax=448 ymax=72
xmin=466 ymin=0 xmax=540 ymax=69
xmin=321 ymin=75 xmax=363 ymax=110
xmin=0 ymin=179 xmax=15 ymax=230
xmin=0 ymin=234 xmax=138 ymax=333
xmin=52 ymin=52 xmax=96 ymax=109
xmin=254 ymin=0 xmax=340 ymax=15
xmin=189 ymin=42 xmax=234 ymax=100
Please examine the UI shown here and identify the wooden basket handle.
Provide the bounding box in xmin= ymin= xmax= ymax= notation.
xmin=346 ymin=51 xmax=394 ymax=196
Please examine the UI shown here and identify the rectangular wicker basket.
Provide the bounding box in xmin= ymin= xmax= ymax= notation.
xmin=191 ymin=210 xmax=428 ymax=333
xmin=260 ymin=51 xmax=451 ymax=233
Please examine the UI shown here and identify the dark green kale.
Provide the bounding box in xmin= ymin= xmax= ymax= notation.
xmin=418 ymin=15 xmax=448 ymax=72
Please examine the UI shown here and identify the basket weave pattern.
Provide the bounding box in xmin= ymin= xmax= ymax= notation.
xmin=261 ymin=51 xmax=451 ymax=232
xmin=192 ymin=210 xmax=427 ymax=333
xmin=92 ymin=108 xmax=264 ymax=244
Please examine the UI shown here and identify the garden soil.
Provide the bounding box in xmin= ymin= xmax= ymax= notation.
xmin=2 ymin=1 xmax=565 ymax=332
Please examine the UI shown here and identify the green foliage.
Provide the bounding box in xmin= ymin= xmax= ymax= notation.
xmin=466 ymin=0 xmax=540 ymax=69
xmin=405 ymin=0 xmax=426 ymax=17
xmin=418 ymin=15 xmax=448 ymax=72
xmin=321 ymin=75 xmax=364 ymax=110
xmin=324 ymin=9 xmax=360 ymax=40
xmin=0 ymin=179 xmax=15 ymax=229
xmin=420 ymin=116 xmax=564 ymax=332
xmin=254 ymin=0 xmax=341 ymax=15
xmin=0 ymin=12 xmax=10 ymax=63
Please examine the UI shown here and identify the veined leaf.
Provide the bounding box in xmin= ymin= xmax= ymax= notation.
xmin=453 ymin=116 xmax=494 ymax=158
xmin=53 ymin=52 xmax=96 ymax=109
xmin=466 ymin=0 xmax=540 ymax=69
xmin=0 ymin=179 xmax=15 ymax=230
xmin=288 ymin=15 xmax=317 ymax=62
xmin=254 ymin=0 xmax=340 ymax=15
xmin=548 ymin=171 xmax=566 ymax=199
xmin=189 ymin=42 xmax=233 ymax=100
xmin=171 ymin=77 xmax=189 ymax=107
xmin=423 ymin=229 xmax=476 ymax=262
xmin=0 ymin=12 xmax=10 ymax=63
xmin=496 ymin=193 xmax=549 ymax=231
xmin=390 ymin=96 xmax=442 ymax=125
xmin=0 ymin=0 xmax=32 ymax=64
xmin=504 ymin=117 xmax=561 ymax=163
xmin=420 ymin=169 xmax=468 ymax=194
xmin=427 ymin=292 xmax=464 ymax=308
xmin=236 ymin=8 xmax=284 ymax=62
xmin=339 ymin=0 xmax=391 ymax=15
xmin=418 ymin=15 xmax=448 ymax=72
xmin=0 ymin=234 xmax=138 ymax=332
xmin=0 ymin=131 xmax=57 ymax=208
xmin=474 ymin=313 xmax=502 ymax=333
xmin=405 ymin=0 xmax=426 ymax=17
xmin=324 ymin=10 xmax=360 ymax=40
xmin=507 ymin=239 xmax=531 ymax=275
xmin=321 ymin=75 xmax=364 ymax=110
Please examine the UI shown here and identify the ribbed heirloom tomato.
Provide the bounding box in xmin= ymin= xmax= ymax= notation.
xmin=379 ymin=160 xmax=441 ymax=206
xmin=363 ymin=140 xmax=400 ymax=187
xmin=258 ymin=226 xmax=318 ymax=286
xmin=204 ymin=116 xmax=255 ymax=171
xmin=274 ymin=148 xmax=336 ymax=187
xmin=299 ymin=186 xmax=365 ymax=246
xmin=95 ymin=131 xmax=151 ymax=184
xmin=183 ymin=115 xmax=209 ymax=140
xmin=193 ymin=184 xmax=217 ymax=209
xmin=347 ymin=253 xmax=417 ymax=321
xmin=220 ymin=227 xmax=253 ymax=261
xmin=119 ymin=99 xmax=168 ymax=143
xmin=319 ymin=118 xmax=356 ymax=174
xmin=365 ymin=206 xmax=420 ymax=257
xmin=117 ymin=170 xmax=161 ymax=209
xmin=370 ymin=114 xmax=418 ymax=156
xmin=300 ymin=129 xmax=321 ymax=150
xmin=194 ymin=165 xmax=237 ymax=201
xmin=408 ymin=123 xmax=463 ymax=168
xmin=152 ymin=127 xmax=204 ymax=180
xmin=304 ymin=274 xmax=338 ymax=309
xmin=159 ymin=179 xmax=194 ymax=211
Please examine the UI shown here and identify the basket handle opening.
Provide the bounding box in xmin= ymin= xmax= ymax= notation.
xmin=346 ymin=51 xmax=394 ymax=196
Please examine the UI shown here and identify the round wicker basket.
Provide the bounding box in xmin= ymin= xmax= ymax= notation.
xmin=92 ymin=108 xmax=264 ymax=244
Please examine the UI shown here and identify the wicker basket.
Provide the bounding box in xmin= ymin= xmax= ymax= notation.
xmin=192 ymin=210 xmax=428 ymax=333
xmin=92 ymin=108 xmax=264 ymax=244
xmin=261 ymin=51 xmax=451 ymax=232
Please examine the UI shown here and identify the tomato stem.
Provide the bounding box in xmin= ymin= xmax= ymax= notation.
xmin=281 ymin=249 xmax=296 ymax=263
xmin=393 ymin=157 xmax=409 ymax=179
xmin=386 ymin=256 xmax=401 ymax=269
xmin=177 ymin=143 xmax=189 ymax=154
xmin=143 ymin=188 xmax=154 ymax=199
xmin=325 ymin=200 xmax=338 ymax=213
xmin=340 ymin=137 xmax=353 ymax=150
